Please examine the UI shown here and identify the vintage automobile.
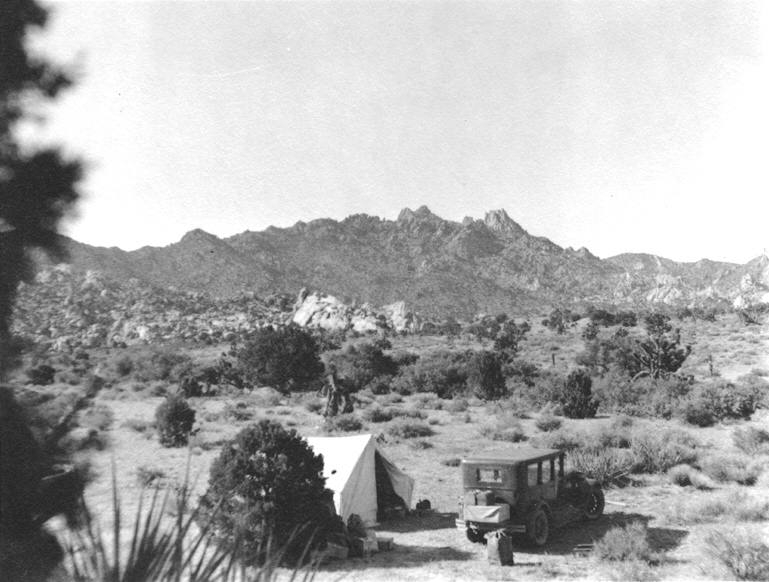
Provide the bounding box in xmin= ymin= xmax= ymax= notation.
xmin=457 ymin=448 xmax=604 ymax=547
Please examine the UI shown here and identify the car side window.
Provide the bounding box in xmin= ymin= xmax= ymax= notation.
xmin=544 ymin=459 xmax=555 ymax=483
xmin=527 ymin=464 xmax=539 ymax=487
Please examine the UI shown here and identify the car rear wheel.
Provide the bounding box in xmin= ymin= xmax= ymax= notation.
xmin=466 ymin=527 xmax=487 ymax=545
xmin=584 ymin=488 xmax=605 ymax=520
xmin=526 ymin=508 xmax=549 ymax=547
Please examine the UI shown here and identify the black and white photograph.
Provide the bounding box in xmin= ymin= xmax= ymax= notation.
xmin=1 ymin=1 xmax=768 ymax=580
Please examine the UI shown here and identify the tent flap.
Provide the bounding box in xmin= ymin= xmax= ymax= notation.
xmin=306 ymin=434 xmax=415 ymax=526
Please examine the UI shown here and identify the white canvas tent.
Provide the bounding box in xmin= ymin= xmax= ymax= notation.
xmin=306 ymin=434 xmax=414 ymax=526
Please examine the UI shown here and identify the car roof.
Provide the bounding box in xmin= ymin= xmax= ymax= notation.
xmin=462 ymin=448 xmax=563 ymax=464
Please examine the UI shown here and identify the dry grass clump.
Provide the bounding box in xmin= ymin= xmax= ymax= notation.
xmin=445 ymin=397 xmax=469 ymax=413
xmin=324 ymin=414 xmax=364 ymax=433
xmin=409 ymin=438 xmax=434 ymax=450
xmin=304 ymin=398 xmax=324 ymax=414
xmin=380 ymin=393 xmax=403 ymax=405
xmin=386 ymin=418 xmax=434 ymax=439
xmin=594 ymin=522 xmax=655 ymax=564
xmin=667 ymin=464 xmax=714 ymax=489
xmin=479 ymin=413 xmax=527 ymax=443
xmin=530 ymin=427 xmax=585 ymax=451
xmin=704 ymin=527 xmax=769 ymax=581
xmin=733 ymin=425 xmax=769 ymax=455
xmin=122 ymin=417 xmax=155 ymax=434
xmin=247 ymin=387 xmax=283 ymax=408
xmin=412 ymin=393 xmax=443 ymax=410
xmin=361 ymin=405 xmax=394 ymax=423
xmin=699 ymin=454 xmax=765 ymax=485
xmin=630 ymin=429 xmax=699 ymax=474
xmin=568 ymin=448 xmax=634 ymax=488
xmin=534 ymin=413 xmax=562 ymax=432
xmin=222 ymin=401 xmax=255 ymax=422
xmin=388 ymin=406 xmax=427 ymax=420
xmin=592 ymin=416 xmax=634 ymax=449
xmin=671 ymin=489 xmax=769 ymax=525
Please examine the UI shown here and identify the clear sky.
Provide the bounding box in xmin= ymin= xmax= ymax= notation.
xmin=25 ymin=0 xmax=768 ymax=263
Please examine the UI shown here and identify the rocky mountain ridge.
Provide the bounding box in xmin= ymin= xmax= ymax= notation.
xmin=54 ymin=207 xmax=769 ymax=318
xmin=12 ymin=268 xmax=422 ymax=352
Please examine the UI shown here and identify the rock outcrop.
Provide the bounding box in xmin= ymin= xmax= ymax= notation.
xmin=13 ymin=267 xmax=292 ymax=351
xmin=290 ymin=289 xmax=420 ymax=333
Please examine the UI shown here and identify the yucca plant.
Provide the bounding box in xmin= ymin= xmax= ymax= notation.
xmin=61 ymin=465 xmax=318 ymax=582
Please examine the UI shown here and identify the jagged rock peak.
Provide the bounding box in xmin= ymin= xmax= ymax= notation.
xmin=397 ymin=205 xmax=442 ymax=224
xmin=483 ymin=209 xmax=526 ymax=236
xmin=576 ymin=247 xmax=598 ymax=260
xmin=181 ymin=228 xmax=220 ymax=243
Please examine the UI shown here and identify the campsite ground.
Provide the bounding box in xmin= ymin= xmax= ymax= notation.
xmin=36 ymin=314 xmax=769 ymax=580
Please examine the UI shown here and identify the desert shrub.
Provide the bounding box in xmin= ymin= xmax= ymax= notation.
xmin=481 ymin=424 xmax=527 ymax=443
xmin=504 ymin=359 xmax=539 ymax=389
xmin=362 ymin=406 xmax=393 ymax=423
xmin=200 ymin=420 xmax=329 ymax=564
xmin=387 ymin=406 xmax=426 ymax=420
xmin=113 ymin=355 xmax=133 ymax=377
xmin=133 ymin=349 xmax=194 ymax=383
xmin=323 ymin=342 xmax=397 ymax=392
xmin=236 ymin=326 xmax=324 ymax=392
xmin=26 ymin=363 xmax=56 ymax=385
xmin=445 ymin=397 xmax=469 ymax=413
xmin=568 ymin=448 xmax=634 ymax=487
xmin=685 ymin=380 xmax=765 ymax=424
xmin=594 ymin=522 xmax=654 ymax=564
xmin=381 ymin=393 xmax=403 ymax=405
xmin=468 ymin=350 xmax=506 ymax=401
xmin=667 ymin=464 xmax=714 ymax=489
xmin=593 ymin=422 xmax=633 ymax=449
xmin=413 ymin=393 xmax=441 ymax=409
xmin=391 ymin=350 xmax=469 ymax=398
xmin=387 ymin=418 xmax=434 ymax=439
xmin=304 ymin=398 xmax=324 ymax=414
xmin=222 ymin=402 xmax=255 ymax=422
xmin=325 ymin=414 xmax=364 ymax=433
xmin=367 ymin=375 xmax=392 ymax=395
xmin=248 ymin=387 xmax=283 ymax=408
xmin=480 ymin=412 xmax=527 ymax=442
xmin=556 ymin=369 xmax=598 ymax=419
xmin=630 ymin=430 xmax=698 ymax=474
xmin=704 ymin=527 xmax=769 ymax=581
xmin=680 ymin=398 xmax=716 ymax=427
xmin=530 ymin=427 xmax=586 ymax=451
xmin=122 ymin=417 xmax=153 ymax=434
xmin=155 ymin=394 xmax=196 ymax=448
xmin=733 ymin=425 xmax=769 ymax=455
xmin=672 ymin=489 xmax=769 ymax=525
xmin=535 ymin=413 xmax=562 ymax=432
xmin=699 ymin=454 xmax=764 ymax=485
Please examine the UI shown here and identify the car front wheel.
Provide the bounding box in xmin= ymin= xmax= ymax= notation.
xmin=526 ymin=507 xmax=549 ymax=547
xmin=584 ymin=488 xmax=605 ymax=520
